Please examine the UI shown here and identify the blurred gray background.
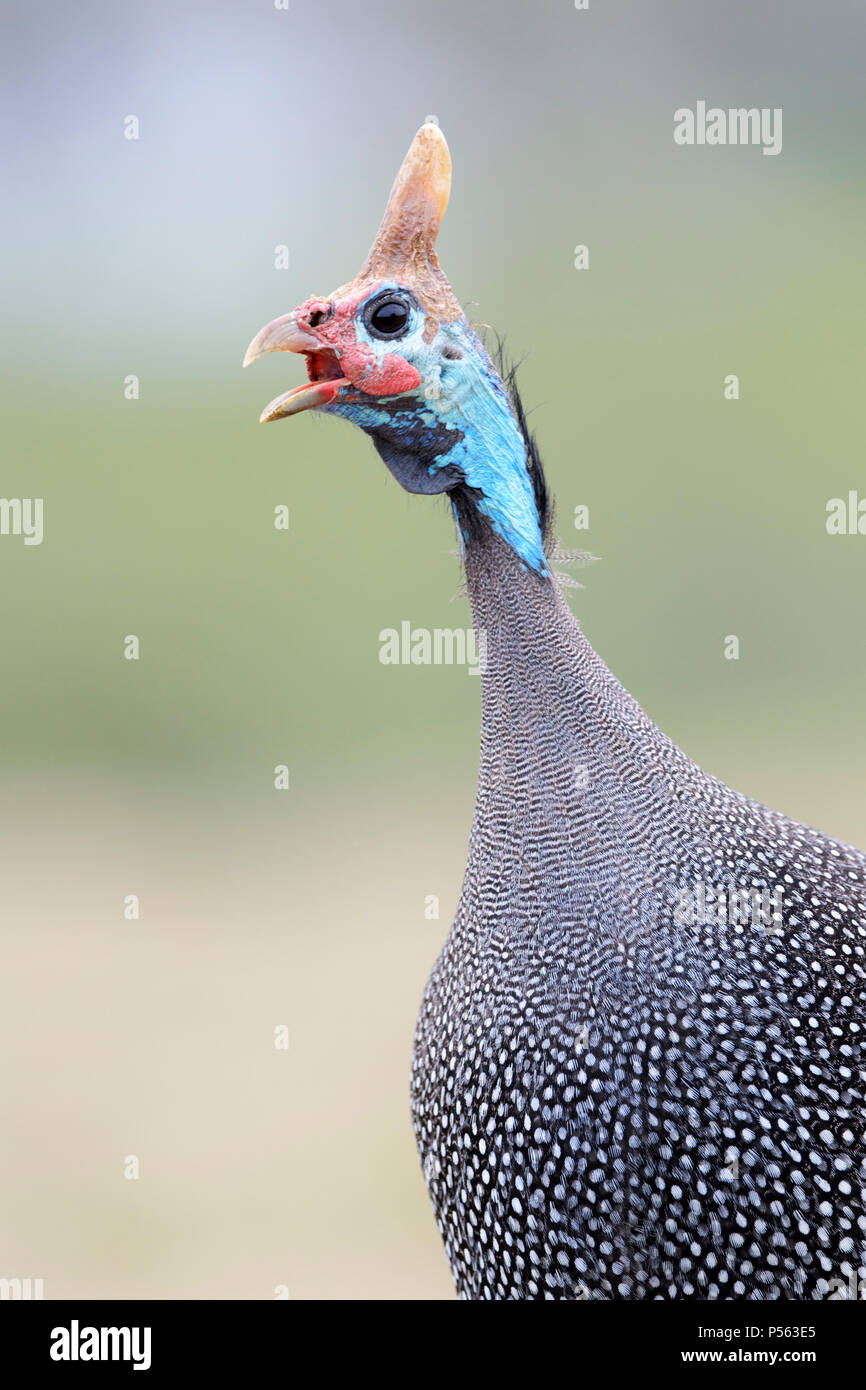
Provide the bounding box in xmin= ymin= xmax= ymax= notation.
xmin=1 ymin=0 xmax=864 ymax=1298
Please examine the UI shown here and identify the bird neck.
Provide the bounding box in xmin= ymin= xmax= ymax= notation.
xmin=463 ymin=534 xmax=671 ymax=794
xmin=459 ymin=535 xmax=692 ymax=943
xmin=445 ymin=345 xmax=548 ymax=575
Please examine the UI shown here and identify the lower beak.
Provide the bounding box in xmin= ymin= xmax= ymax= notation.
xmin=259 ymin=377 xmax=349 ymax=423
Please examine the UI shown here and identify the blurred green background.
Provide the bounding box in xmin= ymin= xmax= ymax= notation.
xmin=1 ymin=0 xmax=864 ymax=1299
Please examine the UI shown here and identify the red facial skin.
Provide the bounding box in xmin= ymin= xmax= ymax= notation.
xmin=294 ymin=287 xmax=422 ymax=396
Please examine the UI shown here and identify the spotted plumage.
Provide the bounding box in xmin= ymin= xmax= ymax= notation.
xmin=412 ymin=529 xmax=865 ymax=1299
xmin=245 ymin=123 xmax=866 ymax=1300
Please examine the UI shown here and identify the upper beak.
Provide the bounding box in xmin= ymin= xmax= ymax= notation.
xmin=242 ymin=310 xmax=349 ymax=422
xmin=242 ymin=311 xmax=319 ymax=366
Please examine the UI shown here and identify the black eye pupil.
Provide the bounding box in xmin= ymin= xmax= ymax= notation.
xmin=368 ymin=298 xmax=410 ymax=337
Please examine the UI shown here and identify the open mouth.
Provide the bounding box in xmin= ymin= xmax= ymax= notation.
xmin=242 ymin=313 xmax=350 ymax=422
xmin=258 ymin=348 xmax=350 ymax=423
xmin=305 ymin=350 xmax=345 ymax=385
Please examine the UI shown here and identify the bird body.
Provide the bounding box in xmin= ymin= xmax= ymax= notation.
xmin=245 ymin=124 xmax=866 ymax=1300
xmin=413 ymin=537 xmax=865 ymax=1298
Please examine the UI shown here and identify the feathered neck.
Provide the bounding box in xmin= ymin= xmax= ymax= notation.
xmin=448 ymin=337 xmax=551 ymax=576
xmin=457 ymin=535 xmax=695 ymax=949
xmin=462 ymin=534 xmax=674 ymax=792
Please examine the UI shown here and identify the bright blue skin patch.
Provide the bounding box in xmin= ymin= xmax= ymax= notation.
xmin=322 ymin=290 xmax=548 ymax=575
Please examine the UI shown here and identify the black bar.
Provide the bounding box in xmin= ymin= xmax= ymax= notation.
xmin=3 ymin=1297 xmax=861 ymax=1375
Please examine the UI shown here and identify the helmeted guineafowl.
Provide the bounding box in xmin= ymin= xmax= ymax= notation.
xmin=244 ymin=124 xmax=866 ymax=1301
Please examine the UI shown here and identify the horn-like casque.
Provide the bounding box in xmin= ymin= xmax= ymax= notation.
xmin=336 ymin=122 xmax=462 ymax=330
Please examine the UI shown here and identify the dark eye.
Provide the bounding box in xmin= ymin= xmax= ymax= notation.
xmin=365 ymin=294 xmax=412 ymax=340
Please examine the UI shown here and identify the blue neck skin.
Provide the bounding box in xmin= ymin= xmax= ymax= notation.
xmin=322 ymin=318 xmax=548 ymax=575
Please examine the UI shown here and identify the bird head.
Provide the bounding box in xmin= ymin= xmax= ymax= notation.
xmin=243 ymin=123 xmax=548 ymax=574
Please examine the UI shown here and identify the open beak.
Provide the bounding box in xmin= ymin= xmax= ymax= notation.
xmin=242 ymin=310 xmax=349 ymax=422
